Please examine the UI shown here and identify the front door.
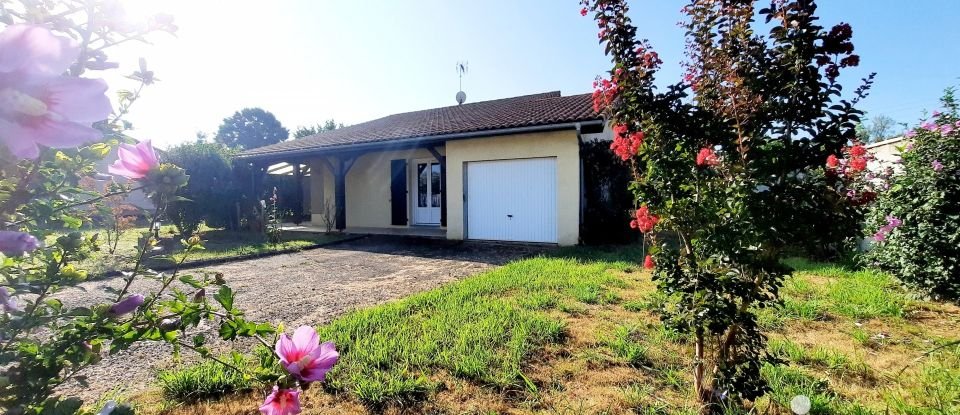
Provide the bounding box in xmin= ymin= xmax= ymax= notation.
xmin=414 ymin=160 xmax=441 ymax=225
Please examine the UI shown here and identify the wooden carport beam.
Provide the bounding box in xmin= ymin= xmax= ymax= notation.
xmin=318 ymin=155 xmax=357 ymax=231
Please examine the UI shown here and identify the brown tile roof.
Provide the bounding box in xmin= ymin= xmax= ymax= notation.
xmin=239 ymin=91 xmax=601 ymax=158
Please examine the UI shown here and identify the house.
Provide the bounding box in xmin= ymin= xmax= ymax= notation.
xmin=237 ymin=91 xmax=607 ymax=246
xmin=865 ymin=135 xmax=908 ymax=164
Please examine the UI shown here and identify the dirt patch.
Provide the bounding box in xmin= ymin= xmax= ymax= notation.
xmin=54 ymin=236 xmax=543 ymax=401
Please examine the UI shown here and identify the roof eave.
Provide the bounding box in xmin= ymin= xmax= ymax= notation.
xmin=236 ymin=118 xmax=605 ymax=162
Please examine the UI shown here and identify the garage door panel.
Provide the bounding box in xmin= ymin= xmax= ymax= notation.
xmin=466 ymin=158 xmax=557 ymax=243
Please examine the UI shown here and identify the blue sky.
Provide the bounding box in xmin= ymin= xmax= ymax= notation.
xmin=113 ymin=1 xmax=960 ymax=148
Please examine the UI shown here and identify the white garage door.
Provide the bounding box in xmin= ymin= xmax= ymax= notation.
xmin=466 ymin=157 xmax=557 ymax=243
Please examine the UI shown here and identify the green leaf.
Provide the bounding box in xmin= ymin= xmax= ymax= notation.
xmin=179 ymin=274 xmax=204 ymax=288
xmin=214 ymin=285 xmax=234 ymax=311
xmin=61 ymin=215 xmax=83 ymax=229
xmin=218 ymin=320 xmax=238 ymax=340
xmin=44 ymin=299 xmax=63 ymax=312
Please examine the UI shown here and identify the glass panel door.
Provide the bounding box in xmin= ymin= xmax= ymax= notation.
xmin=414 ymin=161 xmax=442 ymax=225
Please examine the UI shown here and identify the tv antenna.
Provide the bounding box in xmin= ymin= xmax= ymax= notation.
xmin=456 ymin=61 xmax=468 ymax=105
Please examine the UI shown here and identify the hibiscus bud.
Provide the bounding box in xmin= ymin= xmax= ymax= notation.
xmin=108 ymin=294 xmax=145 ymax=317
xmin=159 ymin=317 xmax=181 ymax=332
xmin=0 ymin=231 xmax=39 ymax=256
xmin=191 ymin=288 xmax=206 ymax=303
xmin=187 ymin=235 xmax=201 ymax=246
xmin=144 ymin=164 xmax=189 ymax=196
xmin=213 ymin=272 xmax=226 ymax=285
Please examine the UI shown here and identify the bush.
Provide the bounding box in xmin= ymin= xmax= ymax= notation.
xmin=580 ymin=139 xmax=635 ymax=244
xmin=163 ymin=142 xmax=241 ymax=235
xmin=865 ymin=90 xmax=960 ymax=300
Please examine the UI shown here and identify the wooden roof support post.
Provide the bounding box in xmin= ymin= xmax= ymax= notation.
xmin=292 ymin=162 xmax=304 ymax=224
xmin=333 ymin=155 xmax=357 ymax=231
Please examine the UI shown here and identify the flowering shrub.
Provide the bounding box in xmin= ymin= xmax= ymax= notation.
xmin=0 ymin=3 xmax=336 ymax=414
xmin=584 ymin=0 xmax=871 ymax=408
xmin=265 ymin=188 xmax=283 ymax=244
xmin=865 ymin=90 xmax=960 ymax=300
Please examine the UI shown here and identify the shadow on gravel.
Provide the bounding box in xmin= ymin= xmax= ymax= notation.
xmin=322 ymin=234 xmax=554 ymax=265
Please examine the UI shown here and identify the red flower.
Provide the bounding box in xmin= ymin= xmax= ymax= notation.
xmin=848 ymin=157 xmax=867 ymax=172
xmin=592 ymin=78 xmax=618 ymax=113
xmin=613 ymin=123 xmax=628 ymax=139
xmin=643 ymin=255 xmax=655 ymax=270
xmin=849 ymin=144 xmax=866 ymax=157
xmin=826 ymin=154 xmax=839 ymax=168
xmin=696 ymin=147 xmax=719 ymax=167
xmin=580 ymin=7 xmax=588 ymax=16
xmin=632 ymin=205 xmax=659 ymax=233
xmin=610 ymin=125 xmax=644 ymax=160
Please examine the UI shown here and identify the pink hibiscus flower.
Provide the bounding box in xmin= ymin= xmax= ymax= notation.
xmin=0 ymin=25 xmax=112 ymax=159
xmin=259 ymin=386 xmax=301 ymax=415
xmin=108 ymin=140 xmax=159 ymax=179
xmin=275 ymin=326 xmax=339 ymax=383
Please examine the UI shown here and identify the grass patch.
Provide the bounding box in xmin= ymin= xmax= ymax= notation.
xmin=157 ymin=356 xmax=253 ymax=403
xmin=784 ymin=258 xmax=910 ymax=319
xmin=601 ymin=324 xmax=649 ymax=367
xmin=768 ymin=338 xmax=873 ymax=379
xmin=316 ymin=255 xmax=624 ymax=406
xmin=146 ymin=248 xmax=960 ymax=415
xmin=62 ymin=225 xmax=347 ymax=275
xmin=885 ymin=345 xmax=960 ymax=414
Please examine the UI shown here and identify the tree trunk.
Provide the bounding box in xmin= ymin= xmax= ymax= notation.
xmin=694 ymin=329 xmax=710 ymax=413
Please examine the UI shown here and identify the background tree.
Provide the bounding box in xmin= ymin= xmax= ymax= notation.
xmin=164 ymin=142 xmax=241 ymax=235
xmin=584 ymin=0 xmax=871 ymax=409
xmin=857 ymin=114 xmax=904 ymax=143
xmin=214 ymin=108 xmax=289 ymax=150
xmin=293 ymin=119 xmax=344 ymax=139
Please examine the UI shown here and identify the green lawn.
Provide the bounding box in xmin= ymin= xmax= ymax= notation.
xmin=139 ymin=247 xmax=960 ymax=415
xmin=64 ymin=225 xmax=348 ymax=275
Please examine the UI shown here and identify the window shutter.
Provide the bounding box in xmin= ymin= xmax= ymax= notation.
xmin=390 ymin=159 xmax=407 ymax=225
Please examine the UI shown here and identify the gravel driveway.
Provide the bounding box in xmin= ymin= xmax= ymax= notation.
xmin=55 ymin=235 xmax=544 ymax=401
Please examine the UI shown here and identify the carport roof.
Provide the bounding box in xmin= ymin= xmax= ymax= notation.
xmin=238 ymin=91 xmax=602 ymax=160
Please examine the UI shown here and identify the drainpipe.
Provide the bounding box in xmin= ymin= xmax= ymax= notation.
xmin=575 ymin=122 xmax=585 ymax=245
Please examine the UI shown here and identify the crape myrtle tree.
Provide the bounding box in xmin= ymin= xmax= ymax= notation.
xmin=582 ymin=0 xmax=872 ymax=409
xmin=0 ymin=2 xmax=336 ymax=414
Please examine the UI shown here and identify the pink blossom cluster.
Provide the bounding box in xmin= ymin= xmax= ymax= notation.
xmin=696 ymin=147 xmax=720 ymax=167
xmin=873 ymin=215 xmax=902 ymax=242
xmin=917 ymin=117 xmax=960 ymax=136
xmin=592 ymin=77 xmax=618 ymax=113
xmin=610 ymin=123 xmax=644 ymax=160
xmin=826 ymin=143 xmax=881 ymax=205
xmin=630 ymin=205 xmax=659 ymax=233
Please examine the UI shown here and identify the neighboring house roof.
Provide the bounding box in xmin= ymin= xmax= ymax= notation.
xmin=865 ymin=135 xmax=907 ymax=150
xmin=866 ymin=135 xmax=909 ymax=164
xmin=239 ymin=91 xmax=601 ymax=159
